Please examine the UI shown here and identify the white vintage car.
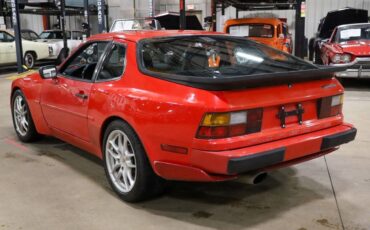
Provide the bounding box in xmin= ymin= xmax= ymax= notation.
xmin=0 ymin=30 xmax=51 ymax=68
xmin=37 ymin=30 xmax=83 ymax=63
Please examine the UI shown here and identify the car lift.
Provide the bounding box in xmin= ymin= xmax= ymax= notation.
xmin=3 ymin=0 xmax=108 ymax=73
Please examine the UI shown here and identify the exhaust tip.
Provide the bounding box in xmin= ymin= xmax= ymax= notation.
xmin=253 ymin=172 xmax=267 ymax=184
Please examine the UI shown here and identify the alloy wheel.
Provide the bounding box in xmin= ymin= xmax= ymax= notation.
xmin=105 ymin=130 xmax=137 ymax=193
xmin=13 ymin=95 xmax=29 ymax=136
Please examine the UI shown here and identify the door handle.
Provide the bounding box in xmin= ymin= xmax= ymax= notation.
xmin=75 ymin=93 xmax=88 ymax=100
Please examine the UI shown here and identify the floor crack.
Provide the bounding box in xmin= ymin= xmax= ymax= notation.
xmin=324 ymin=156 xmax=346 ymax=230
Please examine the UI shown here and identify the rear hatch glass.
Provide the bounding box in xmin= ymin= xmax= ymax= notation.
xmin=138 ymin=35 xmax=342 ymax=90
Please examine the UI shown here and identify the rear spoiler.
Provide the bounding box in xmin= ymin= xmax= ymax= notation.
xmin=142 ymin=66 xmax=348 ymax=91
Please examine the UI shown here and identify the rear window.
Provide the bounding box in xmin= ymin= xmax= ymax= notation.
xmin=139 ymin=35 xmax=316 ymax=79
xmin=228 ymin=24 xmax=274 ymax=38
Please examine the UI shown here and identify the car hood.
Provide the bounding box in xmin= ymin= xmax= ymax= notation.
xmin=335 ymin=40 xmax=370 ymax=57
xmin=319 ymin=8 xmax=368 ymax=39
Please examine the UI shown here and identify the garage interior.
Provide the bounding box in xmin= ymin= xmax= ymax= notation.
xmin=0 ymin=0 xmax=370 ymax=230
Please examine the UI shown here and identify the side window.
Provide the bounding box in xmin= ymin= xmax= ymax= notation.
xmin=61 ymin=42 xmax=109 ymax=81
xmin=0 ymin=32 xmax=14 ymax=42
xmin=0 ymin=32 xmax=5 ymax=42
xmin=97 ymin=44 xmax=126 ymax=81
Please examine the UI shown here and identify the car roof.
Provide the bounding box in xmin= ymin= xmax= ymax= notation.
xmin=337 ymin=23 xmax=370 ymax=29
xmin=88 ymin=30 xmax=225 ymax=43
xmin=224 ymin=18 xmax=283 ymax=27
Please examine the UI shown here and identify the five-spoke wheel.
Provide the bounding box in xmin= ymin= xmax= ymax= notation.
xmin=11 ymin=90 xmax=40 ymax=142
xmin=106 ymin=130 xmax=137 ymax=193
xmin=103 ymin=120 xmax=165 ymax=202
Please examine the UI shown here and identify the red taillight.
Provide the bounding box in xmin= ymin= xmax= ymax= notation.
xmin=318 ymin=95 xmax=343 ymax=119
xmin=196 ymin=109 xmax=263 ymax=139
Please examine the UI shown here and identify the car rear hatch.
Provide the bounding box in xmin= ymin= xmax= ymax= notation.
xmin=193 ymin=75 xmax=345 ymax=151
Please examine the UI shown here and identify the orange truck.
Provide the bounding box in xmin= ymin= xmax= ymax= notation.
xmin=224 ymin=18 xmax=293 ymax=53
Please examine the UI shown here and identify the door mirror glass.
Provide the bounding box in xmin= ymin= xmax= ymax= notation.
xmin=39 ymin=66 xmax=57 ymax=79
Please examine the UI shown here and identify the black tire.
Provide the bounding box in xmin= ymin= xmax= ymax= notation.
xmin=11 ymin=90 xmax=40 ymax=142
xmin=102 ymin=120 xmax=165 ymax=202
xmin=313 ymin=47 xmax=323 ymax=65
xmin=56 ymin=48 xmax=69 ymax=65
xmin=24 ymin=52 xmax=36 ymax=69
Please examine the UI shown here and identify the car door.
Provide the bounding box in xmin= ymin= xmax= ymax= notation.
xmin=0 ymin=31 xmax=16 ymax=64
xmin=40 ymin=41 xmax=110 ymax=141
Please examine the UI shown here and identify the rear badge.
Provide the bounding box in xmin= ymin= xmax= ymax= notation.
xmin=321 ymin=83 xmax=336 ymax=89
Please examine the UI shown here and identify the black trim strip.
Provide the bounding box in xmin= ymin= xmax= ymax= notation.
xmin=227 ymin=147 xmax=285 ymax=174
xmin=321 ymin=128 xmax=357 ymax=150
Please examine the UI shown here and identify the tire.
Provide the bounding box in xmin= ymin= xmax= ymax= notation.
xmin=11 ymin=90 xmax=40 ymax=142
xmin=56 ymin=48 xmax=69 ymax=65
xmin=102 ymin=120 xmax=165 ymax=202
xmin=24 ymin=52 xmax=36 ymax=69
xmin=313 ymin=50 xmax=323 ymax=65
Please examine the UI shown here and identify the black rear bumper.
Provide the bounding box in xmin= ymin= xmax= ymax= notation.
xmin=227 ymin=128 xmax=357 ymax=174
xmin=321 ymin=128 xmax=357 ymax=150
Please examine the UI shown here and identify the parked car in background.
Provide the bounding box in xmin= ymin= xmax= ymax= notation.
xmin=38 ymin=30 xmax=83 ymax=63
xmin=224 ymin=18 xmax=293 ymax=53
xmin=320 ymin=23 xmax=370 ymax=78
xmin=0 ymin=29 xmax=51 ymax=68
xmin=309 ymin=7 xmax=368 ymax=64
xmin=110 ymin=19 xmax=162 ymax=32
xmin=11 ymin=30 xmax=356 ymax=202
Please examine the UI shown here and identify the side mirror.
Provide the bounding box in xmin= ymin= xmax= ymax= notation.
xmin=39 ymin=65 xmax=57 ymax=79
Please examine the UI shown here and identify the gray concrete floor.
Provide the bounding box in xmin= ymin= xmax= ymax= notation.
xmin=0 ymin=72 xmax=369 ymax=230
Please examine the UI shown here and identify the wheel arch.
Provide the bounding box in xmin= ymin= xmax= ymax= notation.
xmin=24 ymin=50 xmax=38 ymax=60
xmin=100 ymin=116 xmax=142 ymax=152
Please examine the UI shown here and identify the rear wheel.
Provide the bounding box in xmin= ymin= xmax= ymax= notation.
xmin=102 ymin=120 xmax=165 ymax=202
xmin=11 ymin=90 xmax=40 ymax=142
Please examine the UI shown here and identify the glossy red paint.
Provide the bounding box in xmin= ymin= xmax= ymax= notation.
xmin=11 ymin=30 xmax=356 ymax=182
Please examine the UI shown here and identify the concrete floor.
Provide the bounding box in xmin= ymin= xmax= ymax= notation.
xmin=0 ymin=71 xmax=369 ymax=230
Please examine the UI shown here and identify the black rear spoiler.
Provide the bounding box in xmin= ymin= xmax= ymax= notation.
xmin=142 ymin=66 xmax=348 ymax=91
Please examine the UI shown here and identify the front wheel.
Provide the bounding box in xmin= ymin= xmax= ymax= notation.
xmin=24 ymin=52 xmax=36 ymax=69
xmin=11 ymin=90 xmax=40 ymax=142
xmin=102 ymin=120 xmax=165 ymax=202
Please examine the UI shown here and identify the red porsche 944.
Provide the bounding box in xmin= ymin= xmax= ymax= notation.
xmin=11 ymin=30 xmax=356 ymax=202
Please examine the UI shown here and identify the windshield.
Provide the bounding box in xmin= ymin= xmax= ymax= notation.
xmin=110 ymin=19 xmax=161 ymax=32
xmin=228 ymin=24 xmax=274 ymax=38
xmin=139 ymin=36 xmax=316 ymax=79
xmin=338 ymin=25 xmax=370 ymax=42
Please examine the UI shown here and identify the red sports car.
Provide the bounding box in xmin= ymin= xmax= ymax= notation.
xmin=320 ymin=23 xmax=370 ymax=78
xmin=11 ymin=30 xmax=356 ymax=202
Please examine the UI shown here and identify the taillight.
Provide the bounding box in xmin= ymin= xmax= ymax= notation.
xmin=318 ymin=94 xmax=343 ymax=119
xmin=196 ymin=109 xmax=263 ymax=139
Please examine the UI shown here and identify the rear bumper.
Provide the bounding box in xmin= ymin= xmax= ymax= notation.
xmin=153 ymin=124 xmax=356 ymax=181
